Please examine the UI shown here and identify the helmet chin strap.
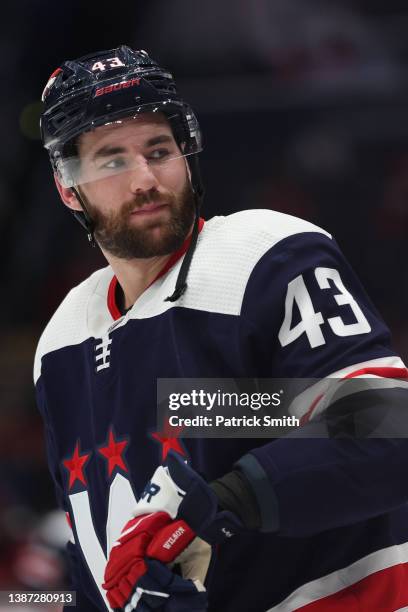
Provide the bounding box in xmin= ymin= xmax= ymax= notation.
xmin=70 ymin=186 xmax=97 ymax=247
xmin=164 ymin=154 xmax=204 ymax=303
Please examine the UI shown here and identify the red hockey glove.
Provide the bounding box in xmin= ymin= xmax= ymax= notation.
xmin=126 ymin=452 xmax=243 ymax=588
xmin=103 ymin=512 xmax=207 ymax=611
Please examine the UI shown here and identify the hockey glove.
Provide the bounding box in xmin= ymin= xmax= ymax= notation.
xmin=103 ymin=511 xmax=207 ymax=611
xmin=128 ymin=451 xmax=243 ymax=587
xmin=135 ymin=451 xmax=244 ymax=545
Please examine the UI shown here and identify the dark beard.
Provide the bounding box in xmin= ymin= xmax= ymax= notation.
xmin=85 ymin=181 xmax=196 ymax=259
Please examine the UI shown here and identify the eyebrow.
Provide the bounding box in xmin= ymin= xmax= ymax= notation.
xmin=91 ymin=134 xmax=174 ymax=160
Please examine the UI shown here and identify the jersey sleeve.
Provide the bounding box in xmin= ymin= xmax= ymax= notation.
xmin=237 ymin=231 xmax=408 ymax=536
xmin=35 ymin=377 xmax=66 ymax=510
xmin=239 ymin=231 xmax=397 ymax=378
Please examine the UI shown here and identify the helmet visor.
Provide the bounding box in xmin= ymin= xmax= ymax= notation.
xmin=55 ymin=112 xmax=202 ymax=188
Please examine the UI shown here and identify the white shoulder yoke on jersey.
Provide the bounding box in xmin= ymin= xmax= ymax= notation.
xmin=33 ymin=210 xmax=331 ymax=384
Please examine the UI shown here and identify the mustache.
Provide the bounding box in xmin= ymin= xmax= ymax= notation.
xmin=122 ymin=189 xmax=172 ymax=212
xmin=91 ymin=189 xmax=174 ymax=230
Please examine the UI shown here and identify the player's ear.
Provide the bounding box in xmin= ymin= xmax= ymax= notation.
xmin=54 ymin=174 xmax=82 ymax=211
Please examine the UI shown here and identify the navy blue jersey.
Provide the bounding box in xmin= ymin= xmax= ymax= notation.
xmin=34 ymin=210 xmax=408 ymax=611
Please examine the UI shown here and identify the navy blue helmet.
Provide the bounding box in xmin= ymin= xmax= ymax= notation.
xmin=40 ymin=45 xmax=202 ymax=190
xmin=40 ymin=45 xmax=204 ymax=301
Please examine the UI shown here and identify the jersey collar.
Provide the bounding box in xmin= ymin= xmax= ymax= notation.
xmin=107 ymin=217 xmax=205 ymax=320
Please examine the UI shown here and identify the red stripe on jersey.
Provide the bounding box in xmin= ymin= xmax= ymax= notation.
xmin=300 ymin=393 xmax=324 ymax=426
xmin=344 ymin=366 xmax=408 ymax=379
xmin=65 ymin=512 xmax=72 ymax=530
xmin=107 ymin=218 xmax=205 ymax=320
xmin=296 ymin=561 xmax=408 ymax=611
xmin=301 ymin=365 xmax=408 ymax=424
xmin=107 ymin=276 xmax=121 ymax=321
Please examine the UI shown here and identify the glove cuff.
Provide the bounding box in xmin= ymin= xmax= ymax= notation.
xmin=210 ymin=469 xmax=261 ymax=530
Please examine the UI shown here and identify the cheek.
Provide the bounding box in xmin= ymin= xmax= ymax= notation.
xmin=159 ymin=159 xmax=188 ymax=193
xmin=81 ymin=179 xmax=122 ymax=212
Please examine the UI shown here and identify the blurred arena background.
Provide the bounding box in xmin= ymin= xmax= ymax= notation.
xmin=2 ymin=0 xmax=408 ymax=608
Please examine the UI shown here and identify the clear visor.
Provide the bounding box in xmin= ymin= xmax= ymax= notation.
xmin=55 ymin=113 xmax=202 ymax=188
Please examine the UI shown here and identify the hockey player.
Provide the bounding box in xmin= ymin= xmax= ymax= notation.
xmin=36 ymin=46 xmax=408 ymax=611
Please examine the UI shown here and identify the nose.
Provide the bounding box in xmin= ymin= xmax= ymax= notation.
xmin=128 ymin=158 xmax=160 ymax=194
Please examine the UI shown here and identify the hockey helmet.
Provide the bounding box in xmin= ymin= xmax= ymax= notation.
xmin=40 ymin=45 xmax=202 ymax=191
xmin=40 ymin=45 xmax=204 ymax=301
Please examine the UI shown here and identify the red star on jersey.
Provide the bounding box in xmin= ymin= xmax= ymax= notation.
xmin=63 ymin=441 xmax=90 ymax=490
xmin=98 ymin=429 xmax=128 ymax=477
xmin=151 ymin=431 xmax=186 ymax=461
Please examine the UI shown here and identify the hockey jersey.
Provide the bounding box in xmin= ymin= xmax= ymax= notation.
xmin=34 ymin=210 xmax=408 ymax=611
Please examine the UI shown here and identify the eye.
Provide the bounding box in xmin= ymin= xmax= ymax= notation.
xmin=99 ymin=157 xmax=127 ymax=171
xmin=147 ymin=148 xmax=171 ymax=162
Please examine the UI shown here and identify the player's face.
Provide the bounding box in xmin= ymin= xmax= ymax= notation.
xmin=76 ymin=113 xmax=195 ymax=259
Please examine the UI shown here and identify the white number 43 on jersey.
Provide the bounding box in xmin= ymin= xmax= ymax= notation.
xmin=278 ymin=267 xmax=371 ymax=349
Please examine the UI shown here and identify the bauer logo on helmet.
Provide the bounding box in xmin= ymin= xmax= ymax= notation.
xmin=94 ymin=78 xmax=141 ymax=98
